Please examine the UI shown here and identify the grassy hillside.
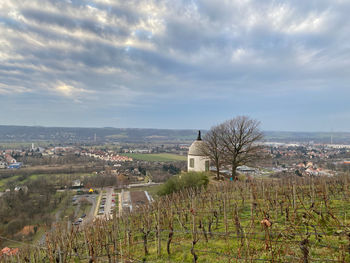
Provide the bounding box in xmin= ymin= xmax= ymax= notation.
xmin=11 ymin=175 xmax=350 ymax=262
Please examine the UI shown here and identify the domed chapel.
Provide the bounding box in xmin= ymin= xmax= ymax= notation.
xmin=187 ymin=131 xmax=210 ymax=172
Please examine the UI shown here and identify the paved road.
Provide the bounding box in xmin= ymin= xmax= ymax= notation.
xmin=80 ymin=194 xmax=97 ymax=225
xmin=127 ymin=182 xmax=160 ymax=188
xmin=39 ymin=193 xmax=97 ymax=245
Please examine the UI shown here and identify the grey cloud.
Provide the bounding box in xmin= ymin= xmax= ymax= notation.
xmin=1 ymin=0 xmax=350 ymax=128
xmin=21 ymin=8 xmax=129 ymax=39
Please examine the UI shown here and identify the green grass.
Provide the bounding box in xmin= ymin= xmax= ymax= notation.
xmin=77 ymin=201 xmax=92 ymax=218
xmin=105 ymin=133 xmax=128 ymax=139
xmin=31 ymin=227 xmax=46 ymax=243
xmin=0 ymin=175 xmax=20 ymax=190
xmin=121 ymin=153 xmax=186 ymax=162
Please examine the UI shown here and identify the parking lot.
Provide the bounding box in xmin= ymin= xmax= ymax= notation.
xmin=96 ymin=187 xmax=117 ymax=219
xmin=71 ymin=193 xmax=98 ymax=226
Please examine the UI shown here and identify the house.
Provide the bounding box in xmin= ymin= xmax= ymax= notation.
xmin=0 ymin=161 xmax=6 ymax=169
xmin=72 ymin=180 xmax=83 ymax=188
xmin=305 ymin=167 xmax=318 ymax=176
xmin=5 ymin=154 xmax=16 ymax=164
xmin=188 ymin=131 xmax=210 ymax=172
xmin=236 ymin=165 xmax=257 ymax=174
xmin=1 ymin=247 xmax=10 ymax=256
xmin=306 ymin=162 xmax=313 ymax=168
xmin=14 ymin=186 xmax=28 ymax=193
xmin=0 ymin=247 xmax=19 ymax=257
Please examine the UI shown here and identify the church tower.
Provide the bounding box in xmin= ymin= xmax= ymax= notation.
xmin=188 ymin=131 xmax=210 ymax=172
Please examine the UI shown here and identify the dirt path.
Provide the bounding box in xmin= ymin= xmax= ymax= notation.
xmin=103 ymin=187 xmax=113 ymax=217
xmin=120 ymin=189 xmax=132 ymax=215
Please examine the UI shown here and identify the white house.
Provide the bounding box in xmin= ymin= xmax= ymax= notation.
xmin=188 ymin=131 xmax=210 ymax=172
xmin=0 ymin=161 xmax=6 ymax=169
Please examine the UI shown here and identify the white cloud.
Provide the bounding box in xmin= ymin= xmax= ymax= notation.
xmin=0 ymin=83 xmax=31 ymax=94
xmin=54 ymin=83 xmax=93 ymax=99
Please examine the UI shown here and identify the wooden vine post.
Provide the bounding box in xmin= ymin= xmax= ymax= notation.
xmin=292 ymin=182 xmax=296 ymax=209
xmin=224 ymin=195 xmax=228 ymax=235
xmin=191 ymin=196 xmax=199 ymax=263
xmin=157 ymin=201 xmax=161 ymax=258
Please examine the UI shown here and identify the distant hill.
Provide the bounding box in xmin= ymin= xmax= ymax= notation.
xmin=264 ymin=131 xmax=350 ymax=144
xmin=0 ymin=125 xmax=349 ymax=144
xmin=0 ymin=125 xmax=198 ymax=143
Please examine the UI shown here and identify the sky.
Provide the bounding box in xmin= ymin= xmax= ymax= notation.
xmin=1 ymin=0 xmax=350 ymax=132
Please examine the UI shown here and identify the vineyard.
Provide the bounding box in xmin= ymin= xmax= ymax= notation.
xmin=5 ymin=175 xmax=350 ymax=262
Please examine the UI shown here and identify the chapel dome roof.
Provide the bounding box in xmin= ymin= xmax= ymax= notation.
xmin=188 ymin=140 xmax=206 ymax=156
xmin=188 ymin=131 xmax=207 ymax=156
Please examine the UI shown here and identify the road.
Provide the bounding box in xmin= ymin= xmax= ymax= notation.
xmin=127 ymin=182 xmax=160 ymax=188
xmin=38 ymin=193 xmax=97 ymax=245
xmin=80 ymin=194 xmax=97 ymax=225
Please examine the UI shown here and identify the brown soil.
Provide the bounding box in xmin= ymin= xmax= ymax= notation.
xmin=18 ymin=225 xmax=34 ymax=236
xmin=130 ymin=191 xmax=149 ymax=209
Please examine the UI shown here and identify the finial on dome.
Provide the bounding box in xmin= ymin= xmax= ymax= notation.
xmin=197 ymin=130 xmax=202 ymax=141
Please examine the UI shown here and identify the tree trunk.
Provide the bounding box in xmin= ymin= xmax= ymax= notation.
xmin=167 ymin=225 xmax=173 ymax=255
xmin=231 ymin=165 xmax=237 ymax=179
xmin=216 ymin=163 xmax=220 ymax=180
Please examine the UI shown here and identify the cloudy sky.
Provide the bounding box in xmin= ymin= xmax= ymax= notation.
xmin=0 ymin=0 xmax=350 ymax=131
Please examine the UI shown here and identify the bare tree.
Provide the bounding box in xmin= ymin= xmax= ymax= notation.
xmin=200 ymin=125 xmax=225 ymax=180
xmin=220 ymin=116 xmax=263 ymax=179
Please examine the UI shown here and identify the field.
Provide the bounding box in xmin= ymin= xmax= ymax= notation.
xmin=0 ymin=172 xmax=95 ymax=191
xmin=0 ymin=163 xmax=104 ymax=177
xmin=122 ymin=153 xmax=187 ymax=162
xmin=0 ymin=141 xmax=52 ymax=150
xmin=12 ymin=174 xmax=350 ymax=262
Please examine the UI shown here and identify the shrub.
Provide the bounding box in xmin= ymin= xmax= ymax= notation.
xmin=6 ymin=219 xmax=24 ymax=235
xmin=157 ymin=172 xmax=209 ymax=196
xmin=237 ymin=174 xmax=247 ymax=181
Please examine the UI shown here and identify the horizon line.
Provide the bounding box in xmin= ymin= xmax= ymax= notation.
xmin=0 ymin=124 xmax=347 ymax=134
